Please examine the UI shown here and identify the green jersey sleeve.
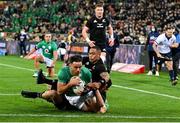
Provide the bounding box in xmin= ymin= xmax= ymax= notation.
xmin=52 ymin=41 xmax=58 ymax=51
xmin=57 ymin=67 xmax=71 ymax=84
xmin=36 ymin=41 xmax=44 ymax=49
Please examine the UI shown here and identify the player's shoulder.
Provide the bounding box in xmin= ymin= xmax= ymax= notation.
xmin=157 ymin=33 xmax=165 ymax=39
xmin=81 ymin=66 xmax=91 ymax=74
xmin=96 ymin=59 xmax=104 ymax=66
xmin=172 ymin=34 xmax=176 ymax=39
xmin=51 ymin=41 xmax=57 ymax=45
xmin=61 ymin=66 xmax=69 ymax=71
xmin=58 ymin=66 xmax=70 ymax=76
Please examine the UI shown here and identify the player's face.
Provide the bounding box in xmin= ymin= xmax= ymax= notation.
xmin=166 ymin=28 xmax=174 ymax=37
xmin=89 ymin=48 xmax=101 ymax=63
xmin=95 ymin=7 xmax=104 ymax=19
xmin=44 ymin=34 xmax=52 ymax=42
xmin=70 ymin=62 xmax=82 ymax=76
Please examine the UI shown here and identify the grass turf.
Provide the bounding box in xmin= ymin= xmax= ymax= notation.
xmin=0 ymin=55 xmax=180 ymax=122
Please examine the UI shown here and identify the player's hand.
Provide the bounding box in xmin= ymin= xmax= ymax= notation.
xmin=108 ymin=38 xmax=114 ymax=47
xmin=75 ymin=88 xmax=84 ymax=96
xmin=50 ymin=62 xmax=55 ymax=67
xmin=69 ymin=76 xmax=81 ymax=87
xmin=157 ymin=53 xmax=163 ymax=58
xmin=87 ymin=82 xmax=101 ymax=89
xmin=88 ymin=41 xmax=95 ymax=47
xmin=24 ymin=55 xmax=30 ymax=59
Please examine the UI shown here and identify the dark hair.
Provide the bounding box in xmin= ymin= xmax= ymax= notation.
xmin=164 ymin=24 xmax=174 ymax=30
xmin=69 ymin=55 xmax=82 ymax=63
xmin=90 ymin=46 xmax=101 ymax=52
xmin=95 ymin=3 xmax=104 ymax=8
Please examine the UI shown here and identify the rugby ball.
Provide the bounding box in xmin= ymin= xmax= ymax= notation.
xmin=73 ymin=79 xmax=85 ymax=95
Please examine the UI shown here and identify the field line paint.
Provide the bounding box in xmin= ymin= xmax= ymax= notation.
xmin=1 ymin=63 xmax=180 ymax=100
xmin=0 ymin=63 xmax=34 ymax=72
xmin=112 ymin=85 xmax=180 ymax=100
xmin=0 ymin=93 xmax=20 ymax=96
xmin=0 ymin=113 xmax=180 ymax=119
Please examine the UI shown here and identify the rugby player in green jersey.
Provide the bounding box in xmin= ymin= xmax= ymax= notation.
xmin=22 ymin=55 xmax=106 ymax=113
xmin=25 ymin=33 xmax=58 ymax=77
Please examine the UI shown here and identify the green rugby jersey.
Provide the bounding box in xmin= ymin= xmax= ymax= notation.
xmin=37 ymin=40 xmax=57 ymax=59
xmin=58 ymin=66 xmax=92 ymax=96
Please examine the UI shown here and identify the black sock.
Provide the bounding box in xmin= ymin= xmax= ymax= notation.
xmin=37 ymin=92 xmax=43 ymax=98
xmin=45 ymin=79 xmax=58 ymax=85
xmin=169 ymin=70 xmax=174 ymax=81
xmin=51 ymin=82 xmax=57 ymax=90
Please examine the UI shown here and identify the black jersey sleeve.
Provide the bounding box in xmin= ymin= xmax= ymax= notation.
xmin=96 ymin=64 xmax=107 ymax=73
xmin=106 ymin=18 xmax=110 ymax=26
xmin=86 ymin=18 xmax=91 ymax=28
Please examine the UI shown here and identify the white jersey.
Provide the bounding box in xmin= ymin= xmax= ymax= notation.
xmin=155 ymin=33 xmax=176 ymax=54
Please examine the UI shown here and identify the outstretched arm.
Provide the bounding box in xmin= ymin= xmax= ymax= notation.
xmin=82 ymin=26 xmax=95 ymax=47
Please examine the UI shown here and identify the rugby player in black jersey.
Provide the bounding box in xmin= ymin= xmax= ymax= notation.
xmin=82 ymin=3 xmax=114 ymax=64
xmin=83 ymin=46 xmax=112 ymax=102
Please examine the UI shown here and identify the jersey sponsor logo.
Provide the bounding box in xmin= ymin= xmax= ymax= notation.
xmin=45 ymin=49 xmax=49 ymax=53
xmin=93 ymin=20 xmax=97 ymax=23
xmin=102 ymin=19 xmax=106 ymax=22
xmin=97 ymin=23 xmax=104 ymax=28
xmin=85 ymin=62 xmax=89 ymax=66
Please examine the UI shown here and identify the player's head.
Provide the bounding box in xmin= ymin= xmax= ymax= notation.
xmin=89 ymin=46 xmax=101 ymax=63
xmin=164 ymin=24 xmax=175 ymax=37
xmin=44 ymin=33 xmax=52 ymax=42
xmin=69 ymin=55 xmax=83 ymax=76
xmin=95 ymin=3 xmax=104 ymax=19
xmin=151 ymin=26 xmax=156 ymax=32
xmin=20 ymin=29 xmax=25 ymax=34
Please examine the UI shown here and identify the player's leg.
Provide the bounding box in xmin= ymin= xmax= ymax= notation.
xmin=153 ymin=51 xmax=159 ymax=76
xmin=21 ymin=90 xmax=67 ymax=110
xmin=165 ymin=60 xmax=177 ymax=85
xmin=147 ymin=51 xmax=153 ymax=75
xmin=94 ymin=90 xmax=106 ymax=113
xmin=36 ymin=69 xmax=58 ymax=90
xmin=81 ymin=90 xmax=106 ymax=113
xmin=19 ymin=43 xmax=23 ymax=57
xmin=44 ymin=57 xmax=55 ymax=77
xmin=33 ymin=55 xmax=44 ymax=77
xmin=47 ymin=67 xmax=54 ymax=77
xmin=22 ymin=42 xmax=27 ymax=55
xmin=172 ymin=52 xmax=180 ymax=81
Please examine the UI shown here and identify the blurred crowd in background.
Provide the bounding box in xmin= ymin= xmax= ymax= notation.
xmin=0 ymin=0 xmax=179 ymax=45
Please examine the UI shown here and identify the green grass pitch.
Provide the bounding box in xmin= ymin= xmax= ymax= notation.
xmin=0 ymin=55 xmax=180 ymax=122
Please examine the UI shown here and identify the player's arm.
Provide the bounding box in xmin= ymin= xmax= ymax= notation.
xmin=108 ymin=24 xmax=114 ymax=39
xmin=144 ymin=35 xmax=150 ymax=50
xmin=57 ymin=77 xmax=80 ymax=94
xmin=152 ymin=42 xmax=162 ymax=58
xmin=82 ymin=26 xmax=89 ymax=42
xmin=100 ymin=72 xmax=110 ymax=82
xmin=24 ymin=47 xmax=36 ymax=59
xmin=108 ymin=24 xmax=114 ymax=46
xmin=170 ymin=43 xmax=179 ymax=48
xmin=82 ymin=25 xmax=95 ymax=47
xmin=100 ymin=71 xmax=112 ymax=89
xmin=52 ymin=50 xmax=58 ymax=65
xmin=52 ymin=42 xmax=58 ymax=66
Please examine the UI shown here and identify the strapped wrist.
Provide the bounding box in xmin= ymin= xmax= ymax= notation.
xmin=86 ymin=37 xmax=90 ymax=43
xmin=110 ymin=34 xmax=114 ymax=39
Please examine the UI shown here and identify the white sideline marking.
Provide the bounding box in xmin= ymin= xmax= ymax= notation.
xmin=0 ymin=93 xmax=20 ymax=96
xmin=112 ymin=85 xmax=180 ymax=100
xmin=0 ymin=114 xmax=180 ymax=119
xmin=1 ymin=63 xmax=180 ymax=100
xmin=0 ymin=63 xmax=34 ymax=72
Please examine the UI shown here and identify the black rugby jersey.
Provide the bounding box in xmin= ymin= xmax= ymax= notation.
xmin=86 ymin=15 xmax=110 ymax=47
xmin=83 ymin=57 xmax=107 ymax=82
